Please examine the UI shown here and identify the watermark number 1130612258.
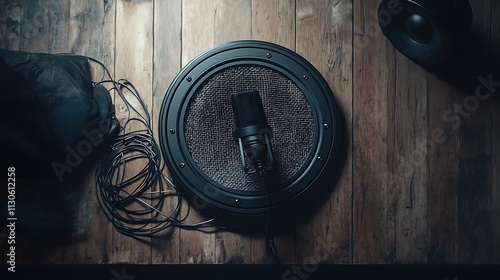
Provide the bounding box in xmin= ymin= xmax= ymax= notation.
xmin=6 ymin=167 xmax=16 ymax=273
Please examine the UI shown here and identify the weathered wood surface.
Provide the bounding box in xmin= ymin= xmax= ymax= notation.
xmin=1 ymin=0 xmax=499 ymax=265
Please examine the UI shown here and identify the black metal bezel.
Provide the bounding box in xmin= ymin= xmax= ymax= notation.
xmin=158 ymin=40 xmax=341 ymax=216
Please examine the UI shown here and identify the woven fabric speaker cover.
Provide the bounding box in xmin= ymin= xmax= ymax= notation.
xmin=159 ymin=40 xmax=342 ymax=216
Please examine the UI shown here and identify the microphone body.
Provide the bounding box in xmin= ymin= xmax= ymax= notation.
xmin=230 ymin=90 xmax=274 ymax=174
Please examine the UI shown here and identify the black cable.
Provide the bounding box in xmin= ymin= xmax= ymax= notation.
xmin=87 ymin=57 xmax=231 ymax=239
xmin=260 ymin=171 xmax=280 ymax=264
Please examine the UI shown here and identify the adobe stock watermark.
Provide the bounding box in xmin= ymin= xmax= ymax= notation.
xmin=3 ymin=9 xmax=51 ymax=40
xmin=381 ymin=73 xmax=499 ymax=188
xmin=282 ymin=236 xmax=340 ymax=280
xmin=110 ymin=267 xmax=135 ymax=280
xmin=443 ymin=74 xmax=499 ymax=129
xmin=191 ymin=182 xmax=221 ymax=211
xmin=51 ymin=118 xmax=114 ymax=182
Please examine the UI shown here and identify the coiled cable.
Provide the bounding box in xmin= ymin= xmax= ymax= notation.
xmin=89 ymin=57 xmax=228 ymax=239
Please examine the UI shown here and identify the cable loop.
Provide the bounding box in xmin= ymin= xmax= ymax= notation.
xmin=88 ymin=57 xmax=230 ymax=238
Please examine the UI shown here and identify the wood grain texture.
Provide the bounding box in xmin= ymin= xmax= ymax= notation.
xmin=352 ymin=0 xmax=394 ymax=264
xmin=390 ymin=51 xmax=428 ymax=263
xmin=1 ymin=0 xmax=500 ymax=265
xmin=113 ymin=0 xmax=154 ymax=264
xmin=252 ymin=0 xmax=295 ymax=50
xmin=0 ymin=0 xmax=22 ymax=50
xmin=426 ymin=72 xmax=460 ymax=263
xmin=295 ymin=0 xmax=353 ymax=265
xmin=151 ymin=0 xmax=182 ymax=264
xmin=18 ymin=0 xmax=71 ymax=53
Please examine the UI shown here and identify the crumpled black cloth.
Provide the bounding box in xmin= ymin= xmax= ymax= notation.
xmin=0 ymin=49 xmax=119 ymax=179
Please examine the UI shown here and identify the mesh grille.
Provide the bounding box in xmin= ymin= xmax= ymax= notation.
xmin=185 ymin=65 xmax=315 ymax=192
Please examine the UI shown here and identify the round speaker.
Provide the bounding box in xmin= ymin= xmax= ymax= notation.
xmin=158 ymin=40 xmax=342 ymax=216
xmin=378 ymin=0 xmax=473 ymax=66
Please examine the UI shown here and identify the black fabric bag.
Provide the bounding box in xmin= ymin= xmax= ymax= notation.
xmin=0 ymin=49 xmax=119 ymax=182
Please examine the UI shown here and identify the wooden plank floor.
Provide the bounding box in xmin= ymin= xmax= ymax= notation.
xmin=1 ymin=0 xmax=499 ymax=264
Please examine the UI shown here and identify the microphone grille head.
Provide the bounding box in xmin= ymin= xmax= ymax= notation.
xmin=230 ymin=90 xmax=269 ymax=129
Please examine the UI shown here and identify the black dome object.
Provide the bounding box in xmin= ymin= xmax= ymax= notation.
xmin=378 ymin=0 xmax=473 ymax=66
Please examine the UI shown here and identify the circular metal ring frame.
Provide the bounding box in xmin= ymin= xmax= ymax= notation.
xmin=158 ymin=40 xmax=342 ymax=216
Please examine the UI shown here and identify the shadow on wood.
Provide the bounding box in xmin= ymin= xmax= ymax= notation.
xmin=424 ymin=30 xmax=500 ymax=93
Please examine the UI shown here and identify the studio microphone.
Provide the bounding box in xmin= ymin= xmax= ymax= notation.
xmin=230 ymin=90 xmax=274 ymax=175
xmin=231 ymin=90 xmax=278 ymax=260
